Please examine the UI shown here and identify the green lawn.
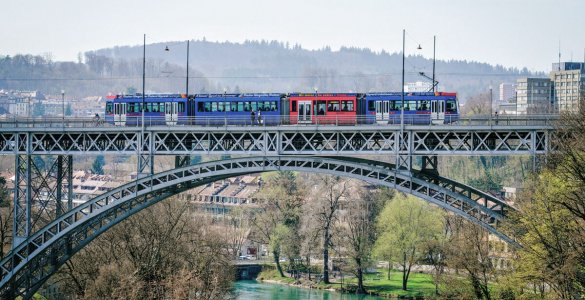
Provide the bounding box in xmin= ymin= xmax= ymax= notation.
xmin=351 ymin=271 xmax=436 ymax=297
xmin=257 ymin=267 xmax=436 ymax=298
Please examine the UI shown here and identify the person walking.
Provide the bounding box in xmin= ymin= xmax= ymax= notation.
xmin=257 ymin=110 xmax=262 ymax=125
xmin=250 ymin=110 xmax=256 ymax=125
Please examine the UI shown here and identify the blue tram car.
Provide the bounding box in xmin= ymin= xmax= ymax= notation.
xmin=194 ymin=93 xmax=284 ymax=125
xmin=363 ymin=92 xmax=459 ymax=124
xmin=105 ymin=94 xmax=192 ymax=126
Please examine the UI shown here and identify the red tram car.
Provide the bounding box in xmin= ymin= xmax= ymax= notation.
xmin=288 ymin=93 xmax=357 ymax=125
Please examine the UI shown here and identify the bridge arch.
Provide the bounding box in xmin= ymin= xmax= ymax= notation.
xmin=0 ymin=155 xmax=516 ymax=299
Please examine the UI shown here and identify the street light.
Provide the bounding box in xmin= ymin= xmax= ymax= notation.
xmin=164 ymin=40 xmax=190 ymax=96
xmin=61 ymin=90 xmax=65 ymax=122
xmin=142 ymin=34 xmax=146 ymax=128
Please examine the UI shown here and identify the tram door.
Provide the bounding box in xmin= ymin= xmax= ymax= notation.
xmin=431 ymin=100 xmax=445 ymax=124
xmin=375 ymin=100 xmax=390 ymax=122
xmin=114 ymin=103 xmax=126 ymax=126
xmin=297 ymin=101 xmax=312 ymax=123
xmin=165 ymin=102 xmax=178 ymax=125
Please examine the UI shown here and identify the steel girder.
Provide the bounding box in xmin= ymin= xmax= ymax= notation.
xmin=0 ymin=126 xmax=551 ymax=156
xmin=0 ymin=155 xmax=516 ymax=299
xmin=13 ymin=154 xmax=73 ymax=248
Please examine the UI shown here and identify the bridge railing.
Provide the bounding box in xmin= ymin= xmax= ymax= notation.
xmin=0 ymin=114 xmax=559 ymax=128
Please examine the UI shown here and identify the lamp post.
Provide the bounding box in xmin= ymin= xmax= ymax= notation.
xmin=489 ymin=86 xmax=493 ymax=124
xmin=61 ymin=90 xmax=65 ymax=122
xmin=401 ymin=29 xmax=405 ymax=127
xmin=142 ymin=34 xmax=146 ymax=127
xmin=165 ymin=40 xmax=191 ymax=96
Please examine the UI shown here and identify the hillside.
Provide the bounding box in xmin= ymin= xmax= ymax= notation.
xmin=1 ymin=39 xmax=540 ymax=101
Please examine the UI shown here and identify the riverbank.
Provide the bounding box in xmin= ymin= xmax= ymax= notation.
xmin=256 ymin=268 xmax=434 ymax=299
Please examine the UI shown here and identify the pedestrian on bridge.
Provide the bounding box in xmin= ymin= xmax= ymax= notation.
xmin=250 ymin=110 xmax=256 ymax=125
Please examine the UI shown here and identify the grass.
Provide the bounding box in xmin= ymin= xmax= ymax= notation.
xmin=351 ymin=270 xmax=436 ymax=297
xmin=257 ymin=267 xmax=437 ymax=298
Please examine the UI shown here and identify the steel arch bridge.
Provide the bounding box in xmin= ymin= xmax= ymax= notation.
xmin=0 ymin=155 xmax=515 ymax=299
xmin=0 ymin=117 xmax=558 ymax=299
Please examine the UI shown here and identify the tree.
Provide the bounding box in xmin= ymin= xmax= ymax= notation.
xmin=337 ymin=185 xmax=385 ymax=294
xmin=445 ymin=215 xmax=496 ymax=300
xmin=65 ymin=103 xmax=73 ymax=116
xmin=508 ymin=172 xmax=585 ymax=299
xmin=0 ymin=177 xmax=13 ymax=259
xmin=91 ymin=155 xmax=105 ymax=175
xmin=52 ymin=198 xmax=234 ymax=299
xmin=462 ymin=92 xmax=491 ymax=116
xmin=303 ymin=174 xmax=349 ymax=284
xmin=250 ymin=171 xmax=305 ymax=277
xmin=32 ymin=101 xmax=45 ymax=117
xmin=373 ymin=193 xmax=444 ymax=290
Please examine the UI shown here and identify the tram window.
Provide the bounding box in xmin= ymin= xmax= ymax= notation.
xmin=341 ymin=100 xmax=353 ymax=112
xmin=106 ymin=103 xmax=113 ymax=114
xmin=265 ymin=101 xmax=271 ymax=111
xmin=160 ymin=103 xmax=165 ymax=112
xmin=291 ymin=101 xmax=297 ymax=112
xmin=390 ymin=101 xmax=402 ymax=111
xmin=419 ymin=101 xmax=429 ymax=111
xmin=407 ymin=101 xmax=417 ymax=111
xmin=223 ymin=102 xmax=230 ymax=112
xmin=446 ymin=100 xmax=457 ymax=112
xmin=211 ymin=102 xmax=218 ymax=112
xmin=257 ymin=101 xmax=265 ymax=111
xmin=151 ymin=103 xmax=158 ymax=112
xmin=197 ymin=102 xmax=205 ymax=112
xmin=316 ymin=101 xmax=326 ymax=115
xmin=236 ymin=102 xmax=243 ymax=112
xmin=251 ymin=102 xmax=258 ymax=112
xmin=328 ymin=100 xmax=340 ymax=112
xmin=178 ymin=102 xmax=185 ymax=112
xmin=270 ymin=101 xmax=277 ymax=111
xmin=144 ymin=103 xmax=151 ymax=112
xmin=244 ymin=102 xmax=251 ymax=111
xmin=368 ymin=101 xmax=375 ymax=111
xmin=230 ymin=102 xmax=238 ymax=112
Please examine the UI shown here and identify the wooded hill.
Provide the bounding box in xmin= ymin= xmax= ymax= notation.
xmin=1 ymin=39 xmax=540 ymax=101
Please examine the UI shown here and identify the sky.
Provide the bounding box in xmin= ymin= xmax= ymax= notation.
xmin=1 ymin=0 xmax=584 ymax=72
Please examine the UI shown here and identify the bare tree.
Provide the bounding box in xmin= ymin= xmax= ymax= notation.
xmin=0 ymin=177 xmax=13 ymax=259
xmin=52 ymin=198 xmax=235 ymax=299
xmin=303 ymin=174 xmax=349 ymax=284
xmin=337 ymin=184 xmax=384 ymax=294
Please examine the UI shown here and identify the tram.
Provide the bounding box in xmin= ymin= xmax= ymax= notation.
xmin=104 ymin=91 xmax=459 ymax=126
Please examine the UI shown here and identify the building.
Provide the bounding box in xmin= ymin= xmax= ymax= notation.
xmin=515 ymin=78 xmax=552 ymax=114
xmin=550 ymin=62 xmax=585 ymax=112
xmin=404 ymin=81 xmax=433 ymax=93
xmin=499 ymin=83 xmax=516 ymax=102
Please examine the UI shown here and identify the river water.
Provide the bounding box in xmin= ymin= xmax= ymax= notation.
xmin=235 ymin=280 xmax=386 ymax=300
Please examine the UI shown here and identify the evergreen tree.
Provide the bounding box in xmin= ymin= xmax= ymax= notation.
xmin=91 ymin=155 xmax=105 ymax=175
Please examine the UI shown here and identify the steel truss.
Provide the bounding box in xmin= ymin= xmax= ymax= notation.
xmin=13 ymin=154 xmax=73 ymax=248
xmin=0 ymin=155 xmax=516 ymax=299
xmin=0 ymin=126 xmax=550 ymax=156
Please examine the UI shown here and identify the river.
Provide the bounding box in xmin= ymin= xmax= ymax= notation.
xmin=235 ymin=280 xmax=386 ymax=300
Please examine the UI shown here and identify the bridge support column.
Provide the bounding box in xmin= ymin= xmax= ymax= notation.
xmin=175 ymin=155 xmax=190 ymax=168
xmin=13 ymin=154 xmax=73 ymax=248
xmin=137 ymin=131 xmax=154 ymax=177
xmin=421 ymin=155 xmax=439 ymax=175
xmin=395 ymin=131 xmax=412 ymax=171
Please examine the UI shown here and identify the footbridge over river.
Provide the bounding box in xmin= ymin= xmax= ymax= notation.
xmin=0 ymin=116 xmax=558 ymax=299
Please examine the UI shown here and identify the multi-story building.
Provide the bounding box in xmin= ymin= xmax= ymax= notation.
xmin=550 ymin=62 xmax=585 ymax=112
xmin=499 ymin=83 xmax=516 ymax=102
xmin=515 ymin=78 xmax=552 ymax=114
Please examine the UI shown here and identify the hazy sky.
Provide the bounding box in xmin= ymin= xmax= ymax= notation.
xmin=2 ymin=0 xmax=584 ymax=72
